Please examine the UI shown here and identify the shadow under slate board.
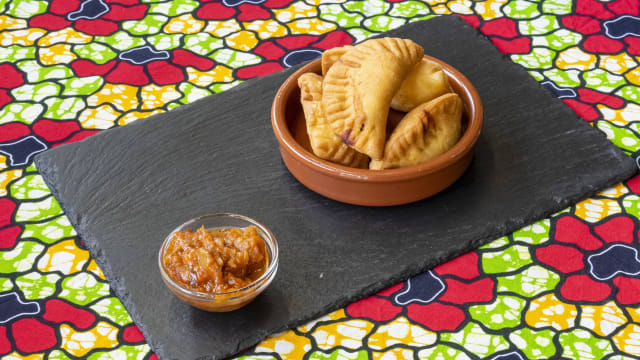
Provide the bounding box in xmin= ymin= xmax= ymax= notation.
xmin=35 ymin=16 xmax=636 ymax=360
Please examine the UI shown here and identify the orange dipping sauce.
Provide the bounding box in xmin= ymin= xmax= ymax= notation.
xmin=163 ymin=226 xmax=268 ymax=293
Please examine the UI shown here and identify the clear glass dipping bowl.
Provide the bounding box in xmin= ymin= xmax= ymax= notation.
xmin=158 ymin=213 xmax=278 ymax=312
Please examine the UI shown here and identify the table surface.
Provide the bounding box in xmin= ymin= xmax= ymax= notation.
xmin=1 ymin=1 xmax=640 ymax=359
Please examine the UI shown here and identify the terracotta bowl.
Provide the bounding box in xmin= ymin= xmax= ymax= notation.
xmin=271 ymin=55 xmax=483 ymax=206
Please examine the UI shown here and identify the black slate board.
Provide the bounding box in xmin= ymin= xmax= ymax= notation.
xmin=35 ymin=16 xmax=636 ymax=360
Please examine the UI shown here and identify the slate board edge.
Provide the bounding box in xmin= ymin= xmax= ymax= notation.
xmin=36 ymin=152 xmax=637 ymax=360
xmin=33 ymin=15 xmax=639 ymax=360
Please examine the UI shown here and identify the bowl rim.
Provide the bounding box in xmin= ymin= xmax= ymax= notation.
xmin=271 ymin=54 xmax=483 ymax=183
xmin=157 ymin=213 xmax=279 ymax=301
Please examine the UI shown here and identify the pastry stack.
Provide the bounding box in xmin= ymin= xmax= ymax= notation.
xmin=298 ymin=37 xmax=463 ymax=170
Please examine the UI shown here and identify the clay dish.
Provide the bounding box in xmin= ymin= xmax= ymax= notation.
xmin=271 ymin=55 xmax=483 ymax=206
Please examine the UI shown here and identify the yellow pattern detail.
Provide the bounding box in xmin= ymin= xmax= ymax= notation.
xmin=204 ymin=19 xmax=242 ymax=37
xmin=187 ymin=65 xmax=234 ymax=87
xmin=1 ymin=352 xmax=44 ymax=360
xmin=431 ymin=4 xmax=451 ymax=15
xmin=37 ymin=239 xmax=90 ymax=275
xmin=87 ymin=84 xmax=140 ymax=112
xmin=579 ymin=301 xmax=628 ymax=337
xmin=372 ymin=348 xmax=414 ymax=360
xmin=274 ymin=1 xmax=318 ymax=23
xmin=254 ymin=330 xmax=312 ymax=359
xmin=225 ymin=30 xmax=258 ymax=51
xmin=0 ymin=154 xmax=7 ymax=170
xmin=625 ymin=66 xmax=640 ymax=86
xmin=626 ymin=306 xmax=640 ymax=322
xmin=0 ymin=15 xmax=27 ymax=30
xmin=0 ymin=169 xmax=22 ymax=197
xmin=598 ymin=103 xmax=640 ymax=126
xmin=556 ymin=47 xmax=597 ymax=71
xmin=599 ymin=53 xmax=637 ymax=75
xmin=0 ymin=28 xmax=46 ymax=46
xmin=612 ymin=323 xmax=640 ymax=356
xmin=304 ymin=0 xmax=346 ymax=4
xmin=140 ymin=84 xmax=181 ymax=110
xmin=79 ymin=105 xmax=121 ymax=130
xmin=525 ymin=293 xmax=577 ymax=330
xmin=118 ymin=110 xmax=165 ymax=126
xmin=287 ymin=18 xmax=337 ymax=35
xmin=37 ymin=27 xmax=93 ymax=46
xmin=86 ymin=259 xmax=106 ymax=279
xmin=39 ymin=44 xmax=77 ymax=65
xmin=312 ymin=319 xmax=374 ymax=350
xmin=60 ymin=322 xmax=119 ymax=357
xmin=575 ymin=198 xmax=621 ymax=223
xmin=597 ymin=183 xmax=629 ymax=198
xmin=445 ymin=0 xmax=474 ymax=14
xmin=422 ymin=0 xmax=448 ymax=5
xmin=164 ymin=14 xmax=205 ymax=34
xmin=243 ymin=19 xmax=288 ymax=40
xmin=368 ymin=316 xmax=436 ymax=350
xmin=474 ymin=0 xmax=509 ymax=20
xmin=298 ymin=309 xmax=346 ymax=333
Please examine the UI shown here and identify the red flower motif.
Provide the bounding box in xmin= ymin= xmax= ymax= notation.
xmin=253 ymin=42 xmax=286 ymax=61
xmin=235 ymin=29 xmax=355 ymax=78
xmin=122 ymin=324 xmax=146 ymax=343
xmin=576 ymin=0 xmax=615 ymax=19
xmin=583 ymin=35 xmax=624 ymax=53
xmin=70 ymin=47 xmax=218 ymax=86
xmin=11 ymin=318 xmax=56 ymax=353
xmin=481 ymin=18 xmax=519 ymax=38
xmin=52 ymin=130 xmax=100 ymax=147
xmin=577 ymin=88 xmax=625 ymax=109
xmin=558 ymin=0 xmax=639 ymax=56
xmin=196 ymin=3 xmax=236 ymax=20
xmin=32 ymin=119 xmax=81 ymax=143
xmin=45 ymin=0 xmax=149 ymax=36
xmin=0 ymin=89 xmax=10 ymax=109
xmin=0 ymin=198 xmax=16 ymax=228
xmin=0 ymin=326 xmax=10 ymax=356
xmin=346 ymin=296 xmax=402 ymax=322
xmin=562 ymin=99 xmax=600 ymax=121
xmin=490 ymin=37 xmax=531 ymax=54
xmin=0 ymin=226 xmax=21 ymax=250
xmin=346 ymin=251 xmax=494 ymax=331
xmin=0 ymin=123 xmax=30 ymax=143
xmin=43 ymin=299 xmax=96 ymax=330
xmin=627 ymin=174 xmax=640 ymax=194
xmin=28 ymin=14 xmax=72 ymax=30
xmin=236 ymin=4 xmax=271 ymax=21
xmin=0 ymin=64 xmax=24 ymax=89
xmin=561 ymin=15 xmax=602 ymax=35
xmin=625 ymin=37 xmax=640 ymax=55
xmin=537 ymin=215 xmax=640 ymax=305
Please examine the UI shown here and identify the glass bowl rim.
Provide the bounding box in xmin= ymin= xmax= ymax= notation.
xmin=157 ymin=213 xmax=279 ymax=300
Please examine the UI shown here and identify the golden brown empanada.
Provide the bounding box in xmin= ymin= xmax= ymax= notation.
xmin=391 ymin=58 xmax=453 ymax=112
xmin=370 ymin=93 xmax=462 ymax=170
xmin=321 ymin=45 xmax=352 ymax=75
xmin=298 ymin=73 xmax=369 ymax=168
xmin=322 ymin=38 xmax=424 ymax=160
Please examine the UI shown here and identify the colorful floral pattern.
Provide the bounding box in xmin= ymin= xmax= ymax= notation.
xmin=1 ymin=0 xmax=640 ymax=359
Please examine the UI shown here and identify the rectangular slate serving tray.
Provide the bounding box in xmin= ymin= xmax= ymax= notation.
xmin=35 ymin=16 xmax=637 ymax=360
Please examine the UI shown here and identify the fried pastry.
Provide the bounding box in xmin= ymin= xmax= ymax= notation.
xmin=322 ymin=38 xmax=424 ymax=160
xmin=298 ymin=73 xmax=370 ymax=168
xmin=321 ymin=45 xmax=352 ymax=75
xmin=391 ymin=58 xmax=453 ymax=112
xmin=370 ymin=93 xmax=462 ymax=170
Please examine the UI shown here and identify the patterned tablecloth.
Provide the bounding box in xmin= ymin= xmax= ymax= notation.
xmin=1 ymin=0 xmax=640 ymax=359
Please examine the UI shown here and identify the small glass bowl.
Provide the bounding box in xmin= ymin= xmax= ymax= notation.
xmin=158 ymin=213 xmax=278 ymax=312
